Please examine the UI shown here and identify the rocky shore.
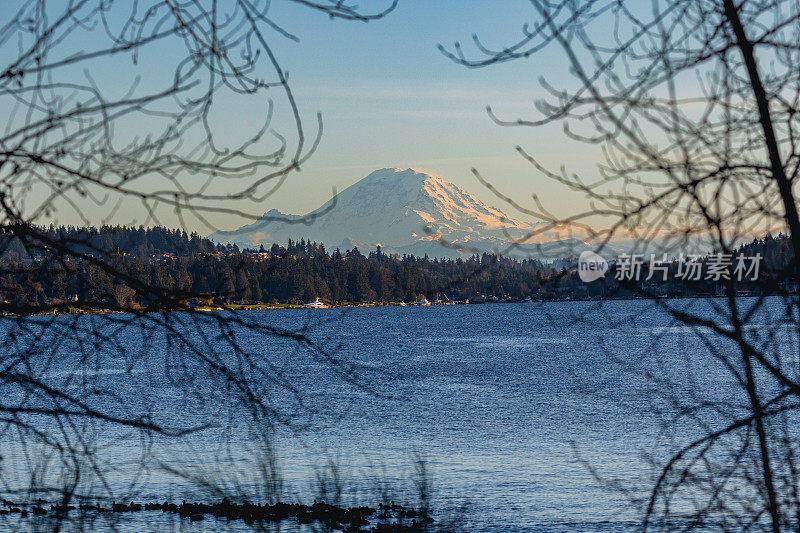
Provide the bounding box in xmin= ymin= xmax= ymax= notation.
xmin=0 ymin=497 xmax=434 ymax=531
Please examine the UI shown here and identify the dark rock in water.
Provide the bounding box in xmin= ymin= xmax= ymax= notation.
xmin=50 ymin=504 xmax=75 ymax=513
xmin=4 ymin=496 xmax=434 ymax=531
xmin=111 ymin=502 xmax=128 ymax=512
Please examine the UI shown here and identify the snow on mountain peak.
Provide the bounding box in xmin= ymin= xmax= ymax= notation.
xmin=210 ymin=167 xmax=565 ymax=258
xmin=353 ymin=168 xmax=518 ymax=227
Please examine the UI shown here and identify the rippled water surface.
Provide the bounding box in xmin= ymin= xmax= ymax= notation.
xmin=1 ymin=297 xmax=793 ymax=531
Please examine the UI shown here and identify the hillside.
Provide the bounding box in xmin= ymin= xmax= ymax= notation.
xmin=210 ymin=168 xmax=593 ymax=259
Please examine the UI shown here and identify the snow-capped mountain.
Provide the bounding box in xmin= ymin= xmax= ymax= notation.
xmin=210 ymin=168 xmax=593 ymax=258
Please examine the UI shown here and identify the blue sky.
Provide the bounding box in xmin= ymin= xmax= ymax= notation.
xmin=1 ymin=0 xmax=602 ymax=232
xmin=234 ymin=1 xmax=598 ymax=227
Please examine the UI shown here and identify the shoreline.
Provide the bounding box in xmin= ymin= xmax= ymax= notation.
xmin=1 ymin=292 xmax=772 ymax=317
xmin=0 ymin=497 xmax=432 ymax=530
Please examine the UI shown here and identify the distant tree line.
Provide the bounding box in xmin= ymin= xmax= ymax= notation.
xmin=0 ymin=225 xmax=794 ymax=310
xmin=0 ymin=225 xmax=555 ymax=308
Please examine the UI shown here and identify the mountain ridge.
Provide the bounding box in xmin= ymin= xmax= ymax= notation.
xmin=210 ymin=168 xmax=592 ymax=258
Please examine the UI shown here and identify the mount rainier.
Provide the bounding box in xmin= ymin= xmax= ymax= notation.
xmin=210 ymin=168 xmax=592 ymax=259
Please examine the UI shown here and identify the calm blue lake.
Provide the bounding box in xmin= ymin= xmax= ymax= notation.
xmin=0 ymin=297 xmax=793 ymax=531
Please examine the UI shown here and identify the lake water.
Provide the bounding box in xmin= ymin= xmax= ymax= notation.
xmin=0 ymin=297 xmax=794 ymax=531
